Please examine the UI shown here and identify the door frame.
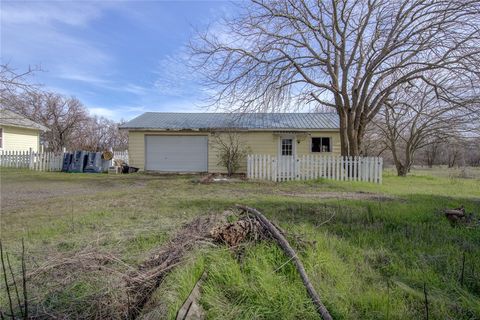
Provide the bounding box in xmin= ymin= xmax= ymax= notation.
xmin=144 ymin=134 xmax=209 ymax=172
xmin=277 ymin=135 xmax=297 ymax=158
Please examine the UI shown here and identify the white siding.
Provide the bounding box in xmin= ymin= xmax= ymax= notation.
xmin=0 ymin=125 xmax=40 ymax=152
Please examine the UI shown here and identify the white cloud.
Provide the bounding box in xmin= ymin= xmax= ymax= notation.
xmin=1 ymin=1 xmax=114 ymax=86
xmin=88 ymin=107 xmax=116 ymax=118
xmin=121 ymin=84 xmax=148 ymax=95
xmin=1 ymin=1 xmax=105 ymax=27
xmin=154 ymin=50 xmax=198 ymax=96
xmin=57 ymin=70 xmax=111 ymax=86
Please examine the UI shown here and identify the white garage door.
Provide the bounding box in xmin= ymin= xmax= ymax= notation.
xmin=145 ymin=135 xmax=208 ymax=172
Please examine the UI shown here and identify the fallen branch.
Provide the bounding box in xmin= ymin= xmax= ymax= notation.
xmin=176 ymin=271 xmax=207 ymax=320
xmin=236 ymin=205 xmax=333 ymax=320
xmin=444 ymin=205 xmax=467 ymax=224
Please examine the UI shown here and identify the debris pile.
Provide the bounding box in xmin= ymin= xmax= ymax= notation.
xmin=444 ymin=205 xmax=477 ymax=226
xmin=210 ymin=216 xmax=265 ymax=246
xmin=25 ymin=207 xmax=333 ymax=320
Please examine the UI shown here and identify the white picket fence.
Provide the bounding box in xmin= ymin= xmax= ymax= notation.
xmin=0 ymin=150 xmax=129 ymax=172
xmin=247 ymin=154 xmax=383 ymax=184
xmin=113 ymin=150 xmax=129 ymax=163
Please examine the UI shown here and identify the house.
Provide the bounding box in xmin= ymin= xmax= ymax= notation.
xmin=0 ymin=109 xmax=48 ymax=152
xmin=120 ymin=112 xmax=340 ymax=173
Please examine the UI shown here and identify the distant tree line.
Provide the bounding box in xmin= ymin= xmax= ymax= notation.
xmin=0 ymin=64 xmax=127 ymax=152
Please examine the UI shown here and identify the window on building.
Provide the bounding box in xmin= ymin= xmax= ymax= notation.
xmin=281 ymin=138 xmax=293 ymax=156
xmin=311 ymin=137 xmax=331 ymax=152
xmin=0 ymin=128 xmax=2 ymax=148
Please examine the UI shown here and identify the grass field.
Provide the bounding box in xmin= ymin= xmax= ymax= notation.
xmin=1 ymin=167 xmax=479 ymax=319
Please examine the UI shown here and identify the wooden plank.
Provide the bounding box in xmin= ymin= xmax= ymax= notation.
xmin=371 ymin=157 xmax=375 ymax=182
xmin=367 ymin=157 xmax=372 ymax=182
xmin=329 ymin=156 xmax=331 ymax=180
xmin=379 ymin=158 xmax=383 ymax=184
xmin=289 ymin=157 xmax=292 ymax=181
xmin=337 ymin=156 xmax=340 ymax=181
xmin=247 ymin=155 xmax=251 ymax=179
xmin=353 ymin=156 xmax=357 ymax=181
xmin=263 ymin=155 xmax=266 ymax=180
xmin=272 ymin=156 xmax=277 ymax=182
xmin=348 ymin=156 xmax=352 ymax=181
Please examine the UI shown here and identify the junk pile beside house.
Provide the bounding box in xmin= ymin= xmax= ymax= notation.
xmin=61 ymin=150 xmax=138 ymax=174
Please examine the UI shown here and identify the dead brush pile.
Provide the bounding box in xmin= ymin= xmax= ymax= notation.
xmin=10 ymin=207 xmax=332 ymax=320
xmin=18 ymin=215 xmax=225 ymax=319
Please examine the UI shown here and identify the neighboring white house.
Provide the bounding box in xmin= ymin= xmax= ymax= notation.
xmin=0 ymin=109 xmax=48 ymax=152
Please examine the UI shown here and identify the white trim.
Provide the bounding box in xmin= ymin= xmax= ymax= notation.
xmin=277 ymin=134 xmax=297 ymax=158
xmin=124 ymin=128 xmax=338 ymax=132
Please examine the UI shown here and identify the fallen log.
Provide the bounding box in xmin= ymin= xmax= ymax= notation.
xmin=445 ymin=205 xmax=466 ymax=224
xmin=445 ymin=209 xmax=465 ymax=217
xmin=236 ymin=205 xmax=333 ymax=320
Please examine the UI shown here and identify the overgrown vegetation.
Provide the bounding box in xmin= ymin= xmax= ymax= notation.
xmin=1 ymin=168 xmax=479 ymax=319
xmin=211 ymin=131 xmax=249 ymax=176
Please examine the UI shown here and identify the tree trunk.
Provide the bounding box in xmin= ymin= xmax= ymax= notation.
xmin=338 ymin=111 xmax=365 ymax=156
xmin=396 ymin=164 xmax=408 ymax=177
xmin=338 ymin=113 xmax=349 ymax=156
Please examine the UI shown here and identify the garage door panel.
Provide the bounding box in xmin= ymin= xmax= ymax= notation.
xmin=145 ymin=136 xmax=208 ymax=172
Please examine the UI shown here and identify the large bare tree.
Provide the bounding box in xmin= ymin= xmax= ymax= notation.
xmin=3 ymin=92 xmax=89 ymax=152
xmin=191 ymin=0 xmax=480 ymax=156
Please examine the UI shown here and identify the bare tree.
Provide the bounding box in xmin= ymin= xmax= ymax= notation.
xmin=191 ymin=0 xmax=480 ymax=156
xmin=0 ymin=64 xmax=39 ymax=101
xmin=464 ymin=137 xmax=480 ymax=167
xmin=373 ymin=80 xmax=478 ymax=176
xmin=212 ymin=131 xmax=250 ymax=176
xmin=3 ymin=92 xmax=89 ymax=152
xmin=423 ymin=139 xmax=441 ymax=168
xmin=71 ymin=116 xmax=128 ymax=151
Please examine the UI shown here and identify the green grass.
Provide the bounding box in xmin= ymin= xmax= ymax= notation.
xmin=1 ymin=167 xmax=479 ymax=319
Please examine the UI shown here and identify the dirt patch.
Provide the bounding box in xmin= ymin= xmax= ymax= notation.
xmin=277 ymin=191 xmax=395 ymax=201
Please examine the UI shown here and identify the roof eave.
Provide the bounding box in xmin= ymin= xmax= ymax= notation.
xmin=120 ymin=127 xmax=339 ymax=131
xmin=0 ymin=123 xmax=49 ymax=132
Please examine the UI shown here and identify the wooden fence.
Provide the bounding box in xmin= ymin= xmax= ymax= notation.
xmin=247 ymin=155 xmax=383 ymax=184
xmin=113 ymin=150 xmax=129 ymax=163
xmin=0 ymin=150 xmax=129 ymax=172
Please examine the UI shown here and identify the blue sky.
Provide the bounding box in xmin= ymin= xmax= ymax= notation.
xmin=1 ymin=0 xmax=236 ymax=121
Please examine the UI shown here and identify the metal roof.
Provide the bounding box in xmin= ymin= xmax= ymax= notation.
xmin=0 ymin=109 xmax=49 ymax=131
xmin=120 ymin=112 xmax=339 ymax=130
